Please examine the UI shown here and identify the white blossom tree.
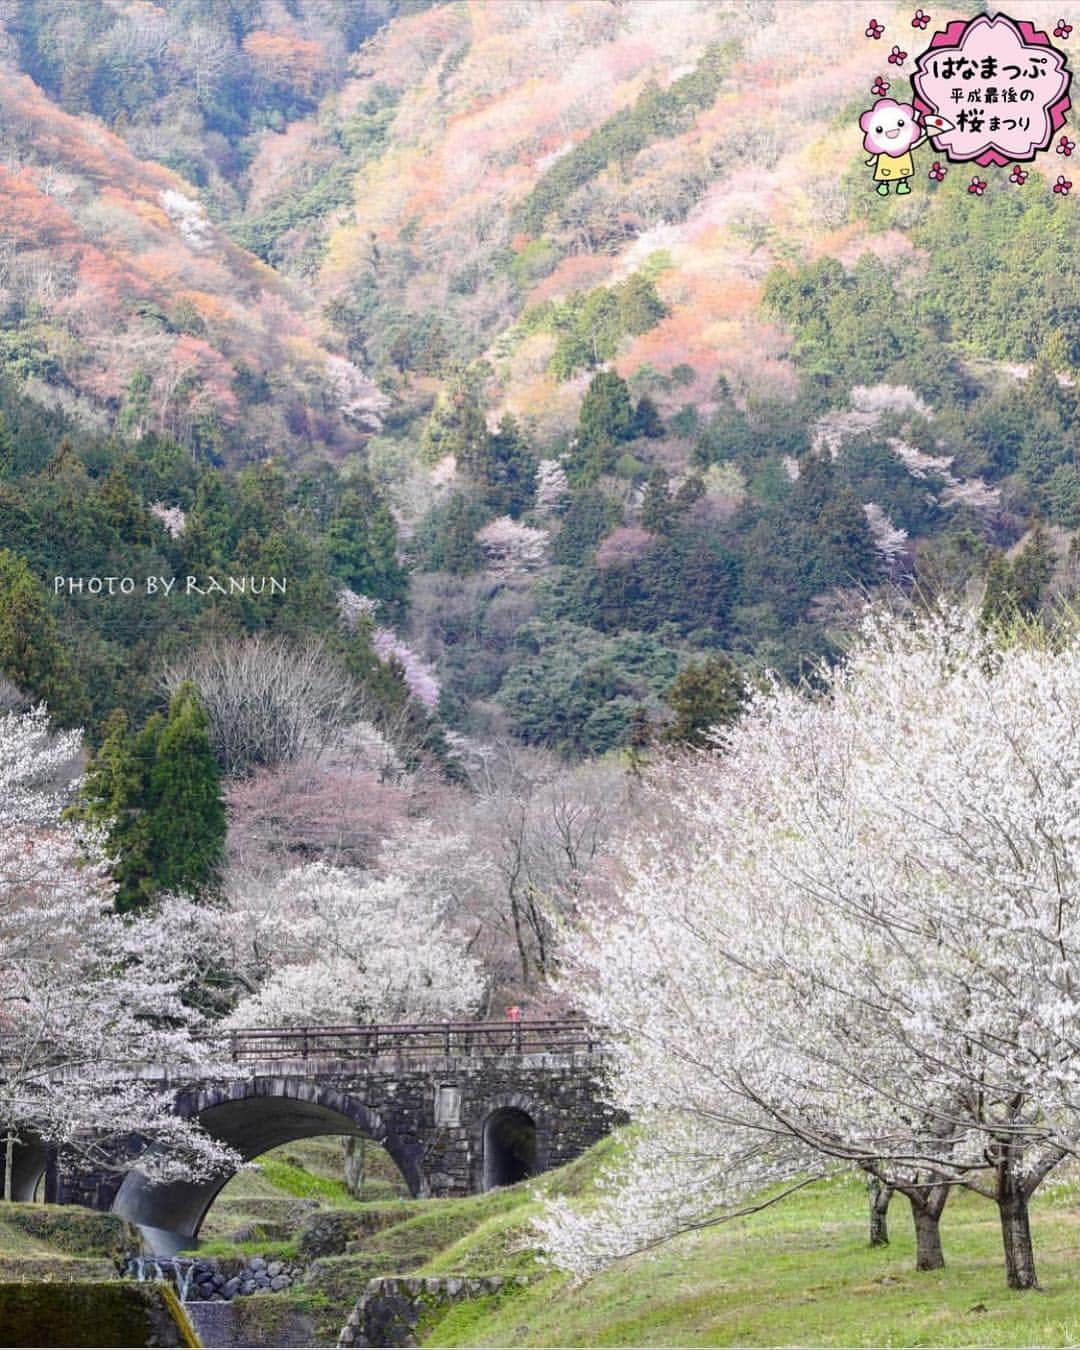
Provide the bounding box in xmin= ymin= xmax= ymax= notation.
xmin=476 ymin=517 xmax=549 ymax=580
xmin=455 ymin=747 xmax=631 ymax=986
xmin=0 ymin=707 xmax=239 ymax=1201
xmin=535 ymin=459 xmax=569 ymax=513
xmin=541 ymin=607 xmax=1080 ymax=1290
xmin=218 ymin=862 xmax=485 ymax=1028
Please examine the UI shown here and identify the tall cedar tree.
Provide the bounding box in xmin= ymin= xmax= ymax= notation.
xmin=662 ymin=653 xmax=747 ymax=748
xmin=572 ymin=372 xmax=636 ymax=482
xmin=981 ymin=523 xmax=1056 ymax=626
xmin=0 ymin=548 xmax=89 ymax=727
xmin=148 ymin=681 xmax=226 ymax=900
xmin=327 ymin=475 xmax=408 ymax=609
xmin=74 ymin=709 xmax=159 ymax=913
xmin=79 ymin=686 xmax=225 ymax=910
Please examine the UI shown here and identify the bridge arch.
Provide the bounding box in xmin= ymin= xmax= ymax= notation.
xmin=473 ymin=1092 xmax=548 ymax=1192
xmin=8 ymin=1137 xmax=48 ymax=1203
xmin=111 ymin=1077 xmax=416 ymax=1253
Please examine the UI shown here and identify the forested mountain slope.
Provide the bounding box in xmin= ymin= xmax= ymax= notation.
xmin=0 ymin=0 xmax=1078 ymax=755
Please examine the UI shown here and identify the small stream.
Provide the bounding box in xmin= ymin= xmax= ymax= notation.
xmin=124 ymin=1250 xmax=317 ymax=1346
xmin=127 ymin=1254 xmax=197 ymax=1303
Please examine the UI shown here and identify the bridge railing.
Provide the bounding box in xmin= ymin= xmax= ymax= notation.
xmin=216 ymin=1019 xmax=600 ymax=1062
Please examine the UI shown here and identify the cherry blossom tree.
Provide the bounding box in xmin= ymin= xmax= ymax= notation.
xmin=0 ymin=706 xmax=239 ymax=1201
xmin=476 ymin=517 xmax=549 ymax=580
xmin=218 ymin=862 xmax=485 ymax=1028
xmin=443 ymin=746 xmax=632 ymax=988
xmin=542 ymin=607 xmax=1080 ymax=1291
xmin=535 ymin=458 xmax=569 ymax=513
xmin=225 ymin=749 xmax=409 ymax=875
xmin=371 ymin=628 xmax=441 ymax=710
xmin=863 ymin=502 xmax=909 ymax=578
xmin=148 ymin=501 xmax=186 ymax=539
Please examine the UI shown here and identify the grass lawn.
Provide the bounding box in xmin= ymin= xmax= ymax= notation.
xmin=13 ymin=1132 xmax=1080 ymax=1345
xmin=195 ymin=1135 xmax=409 ymax=1249
xmin=421 ymin=1166 xmax=1080 ymax=1347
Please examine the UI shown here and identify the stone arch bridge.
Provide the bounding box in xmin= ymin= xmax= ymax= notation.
xmin=12 ymin=1020 xmax=616 ymax=1254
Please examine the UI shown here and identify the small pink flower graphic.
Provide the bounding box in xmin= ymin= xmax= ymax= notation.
xmin=1054 ymin=174 xmax=1073 ymax=194
xmin=1009 ymin=166 xmax=1028 ymax=185
xmin=928 ymin=161 xmax=946 ymax=181
xmin=872 ymin=75 xmax=890 ymax=95
xmin=866 ymin=18 xmax=885 ymax=38
xmin=1058 ymin=135 xmax=1075 ymax=156
xmin=968 ymin=176 xmax=987 ymax=196
xmin=888 ymin=43 xmax=908 ymax=64
xmin=1054 ymin=19 xmax=1073 ymax=38
xmin=911 ymin=8 xmax=931 ymax=28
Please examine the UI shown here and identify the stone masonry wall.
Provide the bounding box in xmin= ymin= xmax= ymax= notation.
xmin=47 ymin=1049 xmax=619 ymax=1231
xmin=338 ymin=1275 xmax=532 ymax=1348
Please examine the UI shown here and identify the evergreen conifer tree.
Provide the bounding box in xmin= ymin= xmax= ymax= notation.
xmin=75 ymin=710 xmax=157 ymax=912
xmin=662 ymin=653 xmax=746 ymax=749
xmin=147 ymin=681 xmax=225 ymax=901
xmin=0 ymin=549 xmax=89 ymax=727
xmin=327 ymin=477 xmax=408 ymax=608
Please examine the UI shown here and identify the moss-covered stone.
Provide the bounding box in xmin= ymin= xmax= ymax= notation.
xmin=338 ymin=1275 xmax=529 ymax=1348
xmin=0 ymin=1205 xmax=137 ymax=1260
xmin=298 ymin=1205 xmax=415 ymax=1259
xmin=186 ymin=1294 xmax=320 ymax=1348
xmin=0 ymin=1256 xmax=118 ymax=1283
xmin=0 ymin=1281 xmax=196 ymax=1347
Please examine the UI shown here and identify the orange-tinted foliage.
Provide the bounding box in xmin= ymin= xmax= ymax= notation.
xmin=242 ymin=30 xmax=329 ymax=98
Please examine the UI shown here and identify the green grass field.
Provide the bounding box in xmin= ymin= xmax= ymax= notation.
xmin=418 ymin=1163 xmax=1080 ymax=1348
xmin=10 ymin=1134 xmax=1080 ymax=1345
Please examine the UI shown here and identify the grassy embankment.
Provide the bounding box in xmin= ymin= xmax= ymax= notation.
xmin=11 ymin=1136 xmax=1080 ymax=1346
xmin=178 ymin=1133 xmax=1080 ymax=1347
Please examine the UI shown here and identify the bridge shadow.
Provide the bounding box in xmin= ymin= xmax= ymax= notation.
xmin=112 ymin=1080 xmax=415 ymax=1255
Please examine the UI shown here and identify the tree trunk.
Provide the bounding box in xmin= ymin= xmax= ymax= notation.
xmin=867 ymin=1177 xmax=893 ymax=1247
xmin=903 ymin=1183 xmax=949 ymax=1272
xmin=999 ymin=1183 xmax=1039 ymax=1290
xmin=910 ymin=1198 xmax=945 ymax=1270
xmin=343 ymin=1136 xmax=366 ymax=1200
xmin=4 ymin=1128 xmax=13 ymax=1203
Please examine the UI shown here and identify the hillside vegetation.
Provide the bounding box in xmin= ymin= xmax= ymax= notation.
xmin=1 ymin=0 xmax=1078 ymax=759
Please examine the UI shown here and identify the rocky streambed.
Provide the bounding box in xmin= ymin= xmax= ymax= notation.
xmin=123 ymin=1253 xmax=308 ymax=1301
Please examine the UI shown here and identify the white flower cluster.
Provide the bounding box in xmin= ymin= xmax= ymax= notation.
xmin=476 ymin=517 xmax=549 ymax=578
xmin=0 ymin=707 xmax=240 ymax=1191
xmin=159 ymin=189 xmax=213 ymax=252
xmin=811 ymin=385 xmax=1000 ymax=520
xmin=863 ymin=501 xmax=909 ymax=573
xmin=149 ymin=501 xmax=187 ymax=538
xmin=219 ymin=863 xmax=484 ymax=1028
xmin=541 ymin=607 xmax=1080 ymax=1286
xmin=372 ymin=628 xmax=440 ymax=710
xmin=336 ymin=587 xmax=379 ymax=631
xmin=535 ymin=459 xmax=569 ymax=512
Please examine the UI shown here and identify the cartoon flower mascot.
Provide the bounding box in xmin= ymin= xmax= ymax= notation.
xmin=861 ymin=97 xmax=927 ymax=196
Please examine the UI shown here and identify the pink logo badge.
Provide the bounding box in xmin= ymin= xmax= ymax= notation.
xmin=911 ymin=12 xmax=1072 ymax=166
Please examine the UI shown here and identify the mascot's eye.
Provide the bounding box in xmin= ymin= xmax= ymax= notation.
xmin=875 ymin=125 xmax=882 ymax=133
xmin=898 ymin=118 xmax=905 ymax=126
